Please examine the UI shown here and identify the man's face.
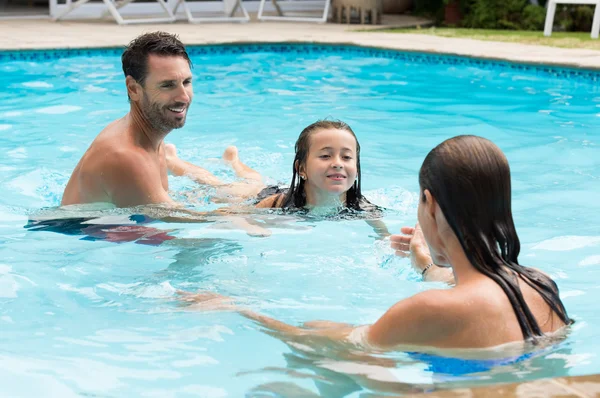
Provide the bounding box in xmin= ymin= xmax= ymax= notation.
xmin=139 ymin=54 xmax=193 ymax=133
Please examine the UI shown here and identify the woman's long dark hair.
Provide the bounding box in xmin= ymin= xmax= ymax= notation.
xmin=419 ymin=135 xmax=572 ymax=340
xmin=280 ymin=120 xmax=365 ymax=210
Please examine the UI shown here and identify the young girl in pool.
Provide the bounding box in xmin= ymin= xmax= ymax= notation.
xmin=166 ymin=120 xmax=382 ymax=216
xmin=180 ymin=135 xmax=572 ymax=350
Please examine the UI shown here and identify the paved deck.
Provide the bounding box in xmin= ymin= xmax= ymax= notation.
xmin=1 ymin=19 xmax=600 ymax=69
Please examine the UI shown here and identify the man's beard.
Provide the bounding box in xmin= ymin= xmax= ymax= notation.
xmin=140 ymin=92 xmax=187 ymax=133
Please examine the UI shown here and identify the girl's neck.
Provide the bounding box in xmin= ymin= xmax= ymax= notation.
xmin=304 ymin=185 xmax=346 ymax=210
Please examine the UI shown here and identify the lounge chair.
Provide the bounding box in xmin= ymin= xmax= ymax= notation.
xmin=172 ymin=0 xmax=250 ymax=23
xmin=53 ymin=0 xmax=176 ymax=24
xmin=257 ymin=0 xmax=331 ymax=23
xmin=544 ymin=0 xmax=600 ymax=39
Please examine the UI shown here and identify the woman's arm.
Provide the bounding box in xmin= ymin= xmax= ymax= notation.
xmin=179 ymin=291 xmax=356 ymax=339
xmin=178 ymin=290 xmax=448 ymax=349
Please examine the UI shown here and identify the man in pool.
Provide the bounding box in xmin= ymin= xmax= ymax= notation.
xmin=55 ymin=32 xmax=276 ymax=239
xmin=61 ymin=31 xmax=207 ymax=208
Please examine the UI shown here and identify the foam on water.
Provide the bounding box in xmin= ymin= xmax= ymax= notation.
xmin=22 ymin=81 xmax=53 ymax=88
xmin=35 ymin=105 xmax=83 ymax=115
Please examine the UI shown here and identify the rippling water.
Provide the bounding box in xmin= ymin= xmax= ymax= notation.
xmin=0 ymin=45 xmax=599 ymax=396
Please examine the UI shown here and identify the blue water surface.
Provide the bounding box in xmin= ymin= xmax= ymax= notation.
xmin=0 ymin=45 xmax=599 ymax=397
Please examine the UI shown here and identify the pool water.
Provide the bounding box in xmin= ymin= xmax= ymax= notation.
xmin=0 ymin=44 xmax=599 ymax=397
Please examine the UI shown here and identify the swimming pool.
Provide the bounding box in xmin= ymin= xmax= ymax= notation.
xmin=0 ymin=43 xmax=599 ymax=396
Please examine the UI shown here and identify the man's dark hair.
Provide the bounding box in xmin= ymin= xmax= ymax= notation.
xmin=121 ymin=31 xmax=192 ymax=86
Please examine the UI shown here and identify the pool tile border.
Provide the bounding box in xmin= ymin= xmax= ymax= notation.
xmin=1 ymin=42 xmax=599 ymax=82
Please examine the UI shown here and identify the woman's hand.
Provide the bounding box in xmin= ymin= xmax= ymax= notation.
xmin=390 ymin=224 xmax=433 ymax=272
xmin=177 ymin=290 xmax=237 ymax=311
xmin=390 ymin=224 xmax=454 ymax=283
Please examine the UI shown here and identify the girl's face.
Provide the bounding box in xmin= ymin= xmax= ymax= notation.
xmin=298 ymin=128 xmax=358 ymax=200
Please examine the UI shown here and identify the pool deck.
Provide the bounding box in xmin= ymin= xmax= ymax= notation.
xmin=1 ymin=18 xmax=600 ymax=70
xmin=2 ymin=16 xmax=600 ymax=398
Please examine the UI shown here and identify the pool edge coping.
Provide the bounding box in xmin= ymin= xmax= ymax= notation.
xmin=2 ymin=40 xmax=600 ymax=81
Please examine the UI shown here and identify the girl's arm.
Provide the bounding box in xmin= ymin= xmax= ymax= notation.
xmin=255 ymin=194 xmax=284 ymax=209
xmin=365 ymin=219 xmax=391 ymax=239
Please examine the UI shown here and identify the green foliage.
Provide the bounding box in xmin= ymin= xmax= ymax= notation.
xmin=415 ymin=0 xmax=593 ymax=32
xmin=569 ymin=6 xmax=594 ymax=32
xmin=413 ymin=0 xmax=446 ymax=23
xmin=522 ymin=4 xmax=547 ymax=31
xmin=557 ymin=5 xmax=594 ymax=32
xmin=414 ymin=0 xmax=596 ymax=32
xmin=461 ymin=0 xmax=534 ymax=30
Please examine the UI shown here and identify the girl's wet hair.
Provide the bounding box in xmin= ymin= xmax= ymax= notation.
xmin=419 ymin=135 xmax=572 ymax=340
xmin=280 ymin=119 xmax=364 ymax=210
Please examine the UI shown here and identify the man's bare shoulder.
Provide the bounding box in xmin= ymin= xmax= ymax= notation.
xmin=87 ymin=137 xmax=167 ymax=207
xmin=85 ymin=125 xmax=149 ymax=175
xmin=88 ymin=148 xmax=153 ymax=187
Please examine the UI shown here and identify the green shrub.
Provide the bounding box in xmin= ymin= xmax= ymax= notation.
xmin=415 ymin=0 xmax=593 ymax=32
xmin=553 ymin=5 xmax=593 ymax=32
xmin=522 ymin=4 xmax=547 ymax=31
xmin=460 ymin=0 xmax=535 ymax=29
xmin=413 ymin=0 xmax=446 ymax=23
xmin=571 ymin=5 xmax=594 ymax=31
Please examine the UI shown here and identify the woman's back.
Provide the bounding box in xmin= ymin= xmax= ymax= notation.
xmin=429 ymin=272 xmax=567 ymax=349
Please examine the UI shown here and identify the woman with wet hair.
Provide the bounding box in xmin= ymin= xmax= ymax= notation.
xmin=181 ymin=135 xmax=572 ymax=349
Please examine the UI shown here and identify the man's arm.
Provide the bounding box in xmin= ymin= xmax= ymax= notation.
xmin=100 ymin=151 xmax=273 ymax=237
xmin=102 ymin=151 xmax=174 ymax=208
xmin=164 ymin=144 xmax=223 ymax=186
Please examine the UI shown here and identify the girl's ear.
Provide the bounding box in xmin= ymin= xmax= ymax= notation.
xmin=296 ymin=160 xmax=306 ymax=179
